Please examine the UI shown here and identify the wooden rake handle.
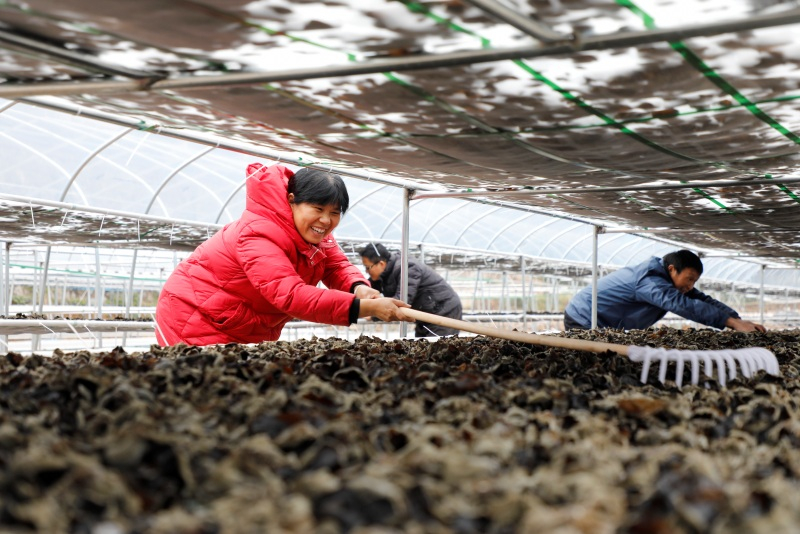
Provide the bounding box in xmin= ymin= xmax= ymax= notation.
xmin=399 ymin=308 xmax=631 ymax=356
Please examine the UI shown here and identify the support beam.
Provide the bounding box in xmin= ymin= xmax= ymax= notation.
xmin=0 ymin=241 xmax=4 ymax=315
xmin=520 ymin=255 xmax=527 ymax=331
xmin=591 ymin=225 xmax=602 ymax=330
xmin=761 ymin=264 xmax=766 ymax=325
xmin=412 ymin=176 xmax=800 ymax=200
xmin=0 ymin=192 xmax=219 ymax=231
xmin=37 ymin=247 xmax=51 ymax=313
xmin=95 ymin=249 xmax=103 ymax=319
xmin=4 ymin=242 xmax=10 ymax=316
xmin=2 ymin=9 xmax=800 ymax=98
xmin=461 ymin=0 xmax=572 ymax=43
xmin=126 ymin=251 xmax=138 ymax=319
xmin=0 ymin=29 xmax=157 ymax=80
xmin=603 ymin=227 xmax=800 ymax=234
xmin=400 ymin=188 xmax=412 ymax=337
xmin=0 ymin=242 xmax=6 ymax=351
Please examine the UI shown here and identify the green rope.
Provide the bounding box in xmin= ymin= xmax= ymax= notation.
xmin=618 ymin=0 xmax=800 ymax=205
xmin=519 ymin=93 xmax=800 ymax=133
xmin=397 ymin=0 xmax=749 ymax=223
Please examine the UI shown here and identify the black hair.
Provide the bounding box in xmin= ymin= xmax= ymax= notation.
xmin=288 ymin=168 xmax=350 ymax=214
xmin=662 ymin=249 xmax=703 ymax=275
xmin=359 ymin=242 xmax=391 ymax=262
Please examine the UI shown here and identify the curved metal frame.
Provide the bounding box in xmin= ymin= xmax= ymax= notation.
xmin=420 ymin=201 xmax=478 ymax=242
xmin=537 ymin=223 xmax=587 ymax=257
xmin=485 ymin=212 xmax=536 ymax=250
xmin=453 ymin=206 xmax=506 ymax=247
xmin=58 ymin=129 xmax=132 ymax=201
xmin=512 ymin=218 xmax=563 ymax=251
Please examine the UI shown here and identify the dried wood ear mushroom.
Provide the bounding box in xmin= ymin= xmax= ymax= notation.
xmin=0 ymin=328 xmax=798 ymax=532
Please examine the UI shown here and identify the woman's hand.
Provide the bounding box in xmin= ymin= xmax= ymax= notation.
xmin=725 ymin=317 xmax=767 ymax=332
xmin=359 ymin=297 xmax=413 ymax=322
xmin=354 ymin=284 xmax=381 ymax=300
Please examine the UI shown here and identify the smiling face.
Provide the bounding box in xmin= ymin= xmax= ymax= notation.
xmin=668 ymin=265 xmax=701 ymax=294
xmin=289 ymin=194 xmax=341 ymax=244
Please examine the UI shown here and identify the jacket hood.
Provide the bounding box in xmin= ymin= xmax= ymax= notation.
xmin=245 ymin=162 xmax=295 ymax=225
xmin=245 ymin=163 xmax=340 ymax=256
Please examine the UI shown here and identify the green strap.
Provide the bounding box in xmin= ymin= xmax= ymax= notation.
xmin=619 ymin=0 xmax=800 ymax=207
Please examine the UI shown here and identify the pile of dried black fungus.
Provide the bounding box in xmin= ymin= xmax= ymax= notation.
xmin=1 ymin=328 xmax=800 ymax=533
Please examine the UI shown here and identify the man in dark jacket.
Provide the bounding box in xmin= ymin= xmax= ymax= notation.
xmin=564 ymin=249 xmax=766 ymax=332
xmin=359 ymin=243 xmax=463 ymax=337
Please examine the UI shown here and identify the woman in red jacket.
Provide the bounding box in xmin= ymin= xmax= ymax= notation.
xmin=155 ymin=163 xmax=411 ymax=346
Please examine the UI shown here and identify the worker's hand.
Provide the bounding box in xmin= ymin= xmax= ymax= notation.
xmin=354 ymin=284 xmax=381 ymax=300
xmin=725 ymin=317 xmax=767 ymax=333
xmin=359 ymin=297 xmax=413 ymax=322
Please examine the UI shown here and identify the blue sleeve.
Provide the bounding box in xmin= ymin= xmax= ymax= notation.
xmin=634 ymin=276 xmax=735 ymax=329
xmin=687 ymin=288 xmax=741 ymax=319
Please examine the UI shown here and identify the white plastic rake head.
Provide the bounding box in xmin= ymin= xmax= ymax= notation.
xmin=396 ymin=309 xmax=781 ymax=389
xmin=626 ymin=346 xmax=780 ymax=388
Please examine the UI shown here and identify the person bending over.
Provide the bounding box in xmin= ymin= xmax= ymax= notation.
xmin=155 ymin=163 xmax=411 ymax=346
xmin=360 ymin=243 xmax=463 ymax=338
xmin=563 ymin=249 xmax=765 ymax=332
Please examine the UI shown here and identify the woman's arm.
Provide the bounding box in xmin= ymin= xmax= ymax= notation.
xmin=358 ymin=297 xmax=412 ymax=322
xmin=238 ymin=228 xmax=356 ymax=325
xmin=321 ymin=240 xmax=370 ymax=292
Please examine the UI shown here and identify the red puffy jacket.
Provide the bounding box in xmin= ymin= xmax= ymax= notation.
xmin=155 ymin=163 xmax=367 ymax=345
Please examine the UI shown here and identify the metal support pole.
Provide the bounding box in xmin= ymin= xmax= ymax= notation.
xmin=461 ymin=0 xmax=572 ymax=42
xmin=126 ymin=250 xmax=139 ymax=318
xmin=528 ymin=276 xmax=535 ymax=313
xmin=520 ymin=255 xmax=527 ymax=331
xmin=31 ymin=250 xmax=38 ymax=313
xmin=0 ymin=241 xmax=4 ymax=315
xmin=95 ymin=249 xmax=104 ymax=347
xmin=0 ymin=242 xmax=6 ymax=351
xmin=473 ymin=268 xmax=481 ymax=314
xmin=4 ymin=242 xmax=10 ymax=317
xmin=591 ymin=226 xmax=601 ymax=330
xmin=39 ymin=247 xmax=52 ymax=313
xmin=501 ymin=271 xmax=508 ymax=312
xmin=33 ymin=250 xmax=49 ymax=351
xmin=95 ymin=249 xmax=103 ymax=318
xmin=543 ymin=275 xmax=553 ymax=312
xmin=400 ymin=188 xmax=411 ymax=337
xmin=760 ymin=264 xmax=765 ymax=325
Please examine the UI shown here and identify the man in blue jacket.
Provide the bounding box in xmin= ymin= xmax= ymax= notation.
xmin=563 ymin=250 xmax=766 ymax=332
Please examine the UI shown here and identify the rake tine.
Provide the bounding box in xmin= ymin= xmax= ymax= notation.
xmin=658 ymin=350 xmax=670 ymax=384
xmin=750 ymin=351 xmax=763 ymax=371
xmin=756 ymin=351 xmax=771 ymax=374
xmin=703 ymin=352 xmax=714 ymax=384
xmin=715 ymin=353 xmax=726 ymax=387
xmin=640 ymin=353 xmax=652 ymax=384
xmin=675 ymin=352 xmax=685 ymax=389
xmin=750 ymin=347 xmax=778 ymax=375
xmin=763 ymin=349 xmax=781 ymax=375
xmin=690 ymin=354 xmax=700 ymax=386
xmin=724 ymin=352 xmax=737 ymax=382
xmin=736 ymin=351 xmax=752 ymax=379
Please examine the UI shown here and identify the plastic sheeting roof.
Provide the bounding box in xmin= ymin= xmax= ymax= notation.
xmin=1 ymin=99 xmax=797 ymax=291
xmin=1 ymin=0 xmax=800 ymax=286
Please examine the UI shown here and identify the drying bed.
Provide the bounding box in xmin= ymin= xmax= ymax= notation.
xmin=1 ymin=328 xmax=799 ymax=532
